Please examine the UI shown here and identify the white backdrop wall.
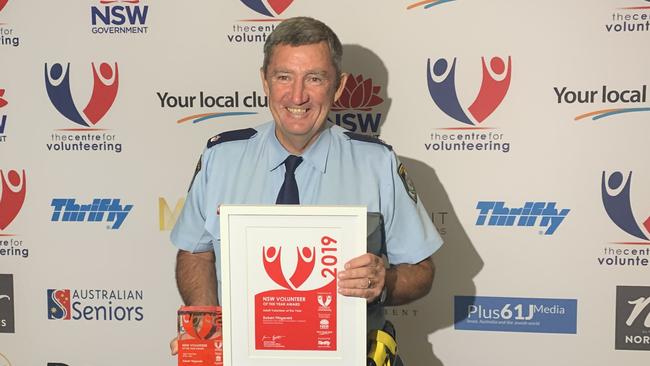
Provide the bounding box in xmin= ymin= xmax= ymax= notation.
xmin=1 ymin=1 xmax=649 ymax=365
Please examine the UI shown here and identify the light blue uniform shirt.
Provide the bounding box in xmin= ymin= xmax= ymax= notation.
xmin=171 ymin=121 xmax=443 ymax=330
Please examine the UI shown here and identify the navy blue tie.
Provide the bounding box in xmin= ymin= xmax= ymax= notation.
xmin=276 ymin=155 xmax=303 ymax=204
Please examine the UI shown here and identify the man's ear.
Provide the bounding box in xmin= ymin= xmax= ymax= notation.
xmin=333 ymin=73 xmax=349 ymax=102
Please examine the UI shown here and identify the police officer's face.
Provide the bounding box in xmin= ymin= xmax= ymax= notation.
xmin=262 ymin=42 xmax=347 ymax=153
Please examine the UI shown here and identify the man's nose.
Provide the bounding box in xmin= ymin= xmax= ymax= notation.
xmin=290 ymin=81 xmax=308 ymax=105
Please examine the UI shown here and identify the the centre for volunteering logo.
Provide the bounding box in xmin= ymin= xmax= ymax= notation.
xmin=226 ymin=0 xmax=295 ymax=44
xmin=0 ymin=170 xmax=28 ymax=259
xmin=0 ymin=88 xmax=7 ymax=143
xmin=597 ymin=171 xmax=650 ymax=268
xmin=425 ymin=56 xmax=512 ymax=153
xmin=557 ymin=84 xmax=650 ymax=122
xmin=605 ymin=1 xmax=650 ymax=33
xmin=159 ymin=197 xmax=184 ymax=231
xmin=45 ymin=62 xmax=123 ymax=153
xmin=156 ymin=90 xmax=266 ymax=125
xmin=327 ymin=74 xmax=385 ymax=137
xmin=0 ymin=0 xmax=21 ymax=48
xmin=47 ymin=288 xmax=144 ymax=321
xmin=90 ymin=0 xmax=150 ymax=35
xmin=0 ymin=169 xmax=25 ymax=233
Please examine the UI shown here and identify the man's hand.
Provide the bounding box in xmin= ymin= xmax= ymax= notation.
xmin=337 ymin=253 xmax=386 ymax=302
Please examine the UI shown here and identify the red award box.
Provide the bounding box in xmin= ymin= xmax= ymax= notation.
xmin=178 ymin=305 xmax=223 ymax=366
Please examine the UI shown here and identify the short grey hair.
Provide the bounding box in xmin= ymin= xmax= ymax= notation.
xmin=262 ymin=17 xmax=343 ymax=84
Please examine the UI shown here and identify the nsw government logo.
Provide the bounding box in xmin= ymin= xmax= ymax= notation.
xmin=605 ymin=1 xmax=650 ymax=33
xmin=597 ymin=171 xmax=650 ymax=268
xmin=47 ymin=288 xmax=144 ymax=322
xmin=425 ymin=56 xmax=512 ymax=153
xmin=0 ymin=88 xmax=8 ymax=143
xmin=616 ymin=286 xmax=650 ymax=350
xmin=328 ymin=74 xmax=385 ymax=137
xmin=0 ymin=274 xmax=15 ymax=333
xmin=156 ymin=90 xmax=266 ymax=125
xmin=50 ymin=198 xmax=133 ymax=230
xmin=454 ymin=295 xmax=577 ymax=334
xmin=0 ymin=0 xmax=21 ymax=48
xmin=0 ymin=169 xmax=30 ymax=259
xmin=226 ymin=0 xmax=295 ymax=44
xmin=45 ymin=62 xmax=123 ymax=153
xmin=90 ymin=0 xmax=149 ymax=35
xmin=475 ymin=201 xmax=570 ymax=235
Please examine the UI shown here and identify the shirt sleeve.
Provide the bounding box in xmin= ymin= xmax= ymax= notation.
xmin=170 ymin=149 xmax=215 ymax=253
xmin=382 ymin=152 xmax=443 ymax=264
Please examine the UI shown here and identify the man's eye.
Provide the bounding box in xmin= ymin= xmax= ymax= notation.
xmin=275 ymin=75 xmax=290 ymax=81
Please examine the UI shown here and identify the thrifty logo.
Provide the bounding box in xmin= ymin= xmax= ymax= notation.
xmin=475 ymin=201 xmax=570 ymax=235
xmin=50 ymin=198 xmax=132 ymax=229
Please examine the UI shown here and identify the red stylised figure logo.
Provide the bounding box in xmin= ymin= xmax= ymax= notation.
xmin=332 ymin=74 xmax=384 ymax=111
xmin=0 ymin=169 xmax=26 ymax=231
xmin=0 ymin=89 xmax=7 ymax=108
xmin=263 ymin=246 xmax=315 ymax=290
xmin=0 ymin=1 xmax=8 ymax=13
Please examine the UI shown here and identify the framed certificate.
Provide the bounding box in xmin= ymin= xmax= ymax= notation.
xmin=220 ymin=205 xmax=367 ymax=366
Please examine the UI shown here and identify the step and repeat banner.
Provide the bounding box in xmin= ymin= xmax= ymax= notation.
xmin=1 ymin=1 xmax=649 ymax=365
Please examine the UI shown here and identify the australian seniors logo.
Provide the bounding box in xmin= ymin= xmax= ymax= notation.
xmin=44 ymin=62 xmax=123 ymax=153
xmin=47 ymin=288 xmax=144 ymax=321
xmin=227 ymin=0 xmax=295 ymax=44
xmin=328 ymin=74 xmax=385 ymax=136
xmin=424 ymin=56 xmax=513 ymax=153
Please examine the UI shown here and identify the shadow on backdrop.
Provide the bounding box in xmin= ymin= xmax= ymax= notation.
xmin=391 ymin=159 xmax=483 ymax=365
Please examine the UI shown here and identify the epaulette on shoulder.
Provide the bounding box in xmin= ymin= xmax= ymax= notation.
xmin=344 ymin=131 xmax=392 ymax=151
xmin=206 ymin=128 xmax=257 ymax=148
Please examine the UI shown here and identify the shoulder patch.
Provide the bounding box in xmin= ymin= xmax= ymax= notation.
xmin=207 ymin=128 xmax=257 ymax=148
xmin=343 ymin=131 xmax=392 ymax=151
xmin=398 ymin=163 xmax=418 ymax=203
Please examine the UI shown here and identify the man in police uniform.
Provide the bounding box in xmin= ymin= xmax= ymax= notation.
xmin=170 ymin=16 xmax=442 ymax=357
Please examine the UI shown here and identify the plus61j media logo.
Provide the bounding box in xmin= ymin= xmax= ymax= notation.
xmin=455 ymin=295 xmax=577 ymax=334
xmin=425 ymin=56 xmax=512 ymax=153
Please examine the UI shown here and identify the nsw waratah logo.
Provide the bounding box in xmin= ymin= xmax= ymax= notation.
xmin=45 ymin=62 xmax=119 ymax=129
xmin=0 ymin=170 xmax=26 ymax=233
xmin=329 ymin=74 xmax=385 ymax=136
xmin=602 ymin=171 xmax=650 ymax=242
xmin=263 ymin=246 xmax=315 ymax=290
xmin=427 ymin=56 xmax=512 ymax=127
xmin=241 ymin=0 xmax=293 ymax=17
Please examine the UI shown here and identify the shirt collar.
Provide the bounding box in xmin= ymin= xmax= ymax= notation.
xmin=267 ymin=124 xmax=331 ymax=174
